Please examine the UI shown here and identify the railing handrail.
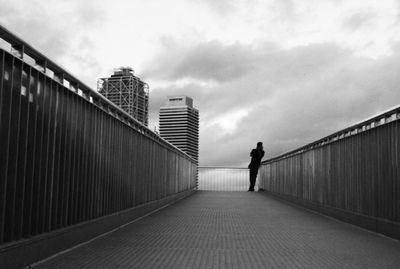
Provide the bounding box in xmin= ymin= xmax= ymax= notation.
xmin=263 ymin=104 xmax=400 ymax=164
xmin=0 ymin=24 xmax=195 ymax=163
xmin=198 ymin=166 xmax=248 ymax=170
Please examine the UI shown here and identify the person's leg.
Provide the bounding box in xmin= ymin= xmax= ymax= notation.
xmin=249 ymin=167 xmax=256 ymax=191
xmin=249 ymin=169 xmax=253 ymax=190
xmin=253 ymin=167 xmax=259 ymax=188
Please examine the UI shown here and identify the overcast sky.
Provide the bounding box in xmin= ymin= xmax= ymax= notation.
xmin=1 ymin=0 xmax=400 ymax=166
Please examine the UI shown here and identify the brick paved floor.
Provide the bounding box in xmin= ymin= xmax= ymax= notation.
xmin=33 ymin=191 xmax=400 ymax=269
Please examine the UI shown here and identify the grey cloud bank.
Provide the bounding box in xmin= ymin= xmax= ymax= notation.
xmin=146 ymin=39 xmax=400 ymax=166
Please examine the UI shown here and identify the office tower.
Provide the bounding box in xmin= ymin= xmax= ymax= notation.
xmin=159 ymin=96 xmax=199 ymax=162
xmin=98 ymin=67 xmax=149 ymax=126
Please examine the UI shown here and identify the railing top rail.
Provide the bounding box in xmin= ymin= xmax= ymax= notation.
xmin=198 ymin=166 xmax=248 ymax=170
xmin=0 ymin=24 xmax=195 ymax=163
xmin=263 ymin=104 xmax=400 ymax=164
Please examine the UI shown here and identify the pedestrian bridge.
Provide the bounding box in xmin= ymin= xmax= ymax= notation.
xmin=31 ymin=191 xmax=400 ymax=269
xmin=0 ymin=25 xmax=399 ymax=268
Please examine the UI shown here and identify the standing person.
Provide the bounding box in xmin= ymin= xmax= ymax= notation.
xmin=248 ymin=142 xmax=265 ymax=191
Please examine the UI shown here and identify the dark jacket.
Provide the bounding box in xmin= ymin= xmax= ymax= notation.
xmin=248 ymin=148 xmax=265 ymax=168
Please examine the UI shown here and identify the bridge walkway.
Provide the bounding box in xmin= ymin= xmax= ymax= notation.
xmin=32 ymin=191 xmax=400 ymax=269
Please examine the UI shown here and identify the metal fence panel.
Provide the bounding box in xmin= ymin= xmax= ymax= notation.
xmin=259 ymin=114 xmax=400 ymax=223
xmin=0 ymin=46 xmax=197 ymax=245
xmin=198 ymin=167 xmax=252 ymax=191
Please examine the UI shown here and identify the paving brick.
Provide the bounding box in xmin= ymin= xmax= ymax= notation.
xmin=33 ymin=191 xmax=400 ymax=269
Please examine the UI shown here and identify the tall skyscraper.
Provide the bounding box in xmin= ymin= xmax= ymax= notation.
xmin=159 ymin=96 xmax=199 ymax=163
xmin=98 ymin=67 xmax=149 ymax=126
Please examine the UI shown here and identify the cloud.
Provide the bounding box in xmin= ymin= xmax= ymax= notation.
xmin=0 ymin=0 xmax=105 ymax=86
xmin=271 ymin=0 xmax=296 ymax=21
xmin=73 ymin=0 xmax=107 ymax=28
xmin=342 ymin=11 xmax=376 ymax=31
xmin=145 ymin=39 xmax=400 ymax=166
xmin=194 ymin=0 xmax=237 ymax=15
xmin=145 ymin=39 xmax=274 ymax=82
xmin=0 ymin=1 xmax=67 ymax=58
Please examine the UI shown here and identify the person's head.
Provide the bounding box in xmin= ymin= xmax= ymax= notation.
xmin=257 ymin=142 xmax=263 ymax=149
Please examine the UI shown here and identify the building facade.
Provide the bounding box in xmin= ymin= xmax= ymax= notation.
xmin=98 ymin=67 xmax=149 ymax=126
xmin=159 ymin=96 xmax=199 ymax=163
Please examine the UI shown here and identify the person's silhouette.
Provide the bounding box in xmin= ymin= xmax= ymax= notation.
xmin=248 ymin=142 xmax=265 ymax=191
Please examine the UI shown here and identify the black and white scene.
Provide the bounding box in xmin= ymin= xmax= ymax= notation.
xmin=0 ymin=0 xmax=400 ymax=268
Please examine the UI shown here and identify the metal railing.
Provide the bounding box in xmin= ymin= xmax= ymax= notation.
xmin=198 ymin=167 xmax=252 ymax=191
xmin=262 ymin=105 xmax=400 ymax=163
xmin=259 ymin=105 xmax=400 ymax=226
xmin=0 ymin=24 xmax=172 ymax=147
xmin=0 ymin=25 xmax=197 ymax=245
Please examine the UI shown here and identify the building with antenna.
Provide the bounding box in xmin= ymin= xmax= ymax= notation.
xmin=98 ymin=67 xmax=149 ymax=126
